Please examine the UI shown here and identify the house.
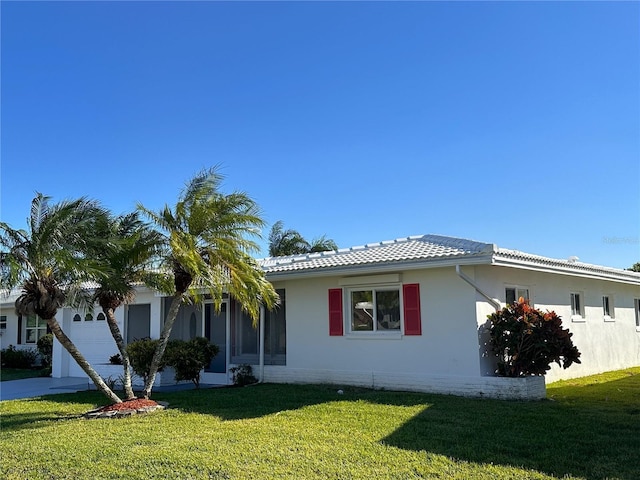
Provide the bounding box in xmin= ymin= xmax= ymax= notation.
xmin=2 ymin=234 xmax=639 ymax=399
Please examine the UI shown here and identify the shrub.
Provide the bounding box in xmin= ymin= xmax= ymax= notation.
xmin=165 ymin=337 xmax=219 ymax=387
xmin=37 ymin=334 xmax=53 ymax=367
xmin=487 ymin=299 xmax=581 ymax=377
xmin=230 ymin=364 xmax=257 ymax=386
xmin=127 ymin=338 xmax=165 ymax=386
xmin=1 ymin=345 xmax=38 ymax=369
xmin=109 ymin=353 xmax=123 ymax=365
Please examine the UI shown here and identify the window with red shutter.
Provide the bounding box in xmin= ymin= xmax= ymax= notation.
xmin=403 ymin=283 xmax=422 ymax=335
xmin=328 ymin=288 xmax=344 ymax=336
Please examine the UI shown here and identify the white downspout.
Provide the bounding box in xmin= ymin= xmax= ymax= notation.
xmin=258 ymin=304 xmax=265 ymax=383
xmin=455 ymin=265 xmax=501 ymax=311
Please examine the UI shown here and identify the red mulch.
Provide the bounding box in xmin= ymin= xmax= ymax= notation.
xmin=99 ymin=398 xmax=159 ymax=412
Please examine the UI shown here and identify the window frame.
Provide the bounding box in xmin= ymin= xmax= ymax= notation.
xmin=570 ymin=291 xmax=585 ymax=322
xmin=0 ymin=315 xmax=6 ymax=330
xmin=504 ymin=285 xmax=532 ymax=306
xmin=24 ymin=315 xmax=48 ymax=344
xmin=346 ymin=283 xmax=403 ymax=336
xmin=602 ymin=295 xmax=614 ymax=322
xmin=634 ymin=299 xmax=640 ymax=332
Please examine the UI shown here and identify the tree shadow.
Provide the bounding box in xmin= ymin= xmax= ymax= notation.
xmin=381 ymin=374 xmax=640 ymax=480
xmin=155 ymin=383 xmax=380 ymax=420
xmin=2 ymin=375 xmax=638 ymax=480
xmin=0 ymin=392 xmax=101 ymax=431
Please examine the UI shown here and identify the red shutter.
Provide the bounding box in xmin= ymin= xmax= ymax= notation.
xmin=403 ymin=283 xmax=422 ymax=335
xmin=328 ymin=288 xmax=344 ymax=336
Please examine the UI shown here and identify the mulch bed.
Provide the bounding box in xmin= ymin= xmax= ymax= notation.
xmin=84 ymin=398 xmax=168 ymax=419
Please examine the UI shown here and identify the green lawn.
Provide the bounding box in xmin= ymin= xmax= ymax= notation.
xmin=1 ymin=368 xmax=50 ymax=382
xmin=1 ymin=368 xmax=639 ymax=480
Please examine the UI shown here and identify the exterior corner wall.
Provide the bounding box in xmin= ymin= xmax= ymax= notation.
xmin=473 ymin=265 xmax=640 ymax=382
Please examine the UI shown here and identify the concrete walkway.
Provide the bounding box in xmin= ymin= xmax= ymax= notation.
xmin=1 ymin=376 xmax=91 ymax=401
xmin=1 ymin=376 xmax=222 ymax=401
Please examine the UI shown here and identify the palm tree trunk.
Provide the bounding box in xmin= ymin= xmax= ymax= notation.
xmin=46 ymin=316 xmax=123 ymax=404
xmin=103 ymin=307 xmax=135 ymax=399
xmin=142 ymin=292 xmax=185 ymax=399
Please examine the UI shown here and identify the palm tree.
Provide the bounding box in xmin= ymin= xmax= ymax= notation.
xmin=268 ymin=221 xmax=309 ymax=256
xmin=92 ymin=212 xmax=163 ymax=399
xmin=0 ymin=194 xmax=122 ymax=404
xmin=138 ymin=168 xmax=278 ymax=399
xmin=268 ymin=221 xmax=338 ymax=256
xmin=308 ymin=235 xmax=338 ymax=253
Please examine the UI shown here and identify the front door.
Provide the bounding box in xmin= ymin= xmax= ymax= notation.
xmin=201 ymin=302 xmax=229 ymax=385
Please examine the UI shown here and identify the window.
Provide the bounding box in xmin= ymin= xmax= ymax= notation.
xmin=73 ymin=314 xmax=82 ymax=322
xmin=602 ymin=295 xmax=614 ymax=321
xmin=635 ymin=299 xmax=640 ymax=330
xmin=85 ymin=313 xmax=93 ymax=321
xmin=329 ymin=283 xmax=421 ymax=337
xmin=25 ymin=315 xmax=48 ymax=344
xmin=97 ymin=312 xmax=106 ymax=321
xmin=350 ymin=288 xmax=401 ymax=332
xmin=0 ymin=315 xmax=6 ymax=330
xmin=571 ymin=292 xmax=584 ymax=321
xmin=505 ymin=286 xmax=530 ymax=305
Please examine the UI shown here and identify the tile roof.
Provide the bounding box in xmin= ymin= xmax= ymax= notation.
xmin=260 ymin=234 xmax=640 ymax=284
xmin=259 ymin=234 xmax=495 ymax=274
xmin=494 ymin=248 xmax=640 ymax=284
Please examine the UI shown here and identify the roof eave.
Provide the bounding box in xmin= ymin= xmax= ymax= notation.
xmin=491 ymin=255 xmax=640 ymax=285
xmin=264 ymin=254 xmax=493 ymax=281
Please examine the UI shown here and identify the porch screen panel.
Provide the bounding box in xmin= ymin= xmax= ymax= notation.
xmin=127 ymin=304 xmax=150 ymax=343
xmin=265 ymin=289 xmax=286 ymax=365
xmin=231 ymin=301 xmax=259 ymax=364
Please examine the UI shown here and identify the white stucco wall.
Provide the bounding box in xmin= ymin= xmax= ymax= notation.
xmin=274 ymin=267 xmax=480 ymax=376
xmin=0 ymin=307 xmax=21 ymax=351
xmin=260 ymin=267 xmax=513 ymax=396
xmin=473 ymin=265 xmax=640 ymax=382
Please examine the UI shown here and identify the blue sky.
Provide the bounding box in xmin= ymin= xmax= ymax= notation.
xmin=2 ymin=1 xmax=638 ymax=268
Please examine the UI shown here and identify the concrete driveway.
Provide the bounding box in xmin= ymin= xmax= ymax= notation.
xmin=0 ymin=376 xmax=91 ymax=401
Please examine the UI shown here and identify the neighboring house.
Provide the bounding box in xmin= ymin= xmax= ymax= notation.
xmin=2 ymin=234 xmax=639 ymax=399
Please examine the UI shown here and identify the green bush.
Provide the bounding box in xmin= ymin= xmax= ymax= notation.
xmin=37 ymin=334 xmax=53 ymax=367
xmin=126 ymin=338 xmax=165 ymax=386
xmin=109 ymin=353 xmax=123 ymax=365
xmin=230 ymin=364 xmax=257 ymax=386
xmin=487 ymin=300 xmax=581 ymax=377
xmin=165 ymin=337 xmax=219 ymax=387
xmin=1 ymin=345 xmax=38 ymax=369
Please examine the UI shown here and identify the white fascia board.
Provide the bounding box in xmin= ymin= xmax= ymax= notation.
xmin=264 ymin=255 xmax=493 ymax=282
xmin=491 ymin=257 xmax=640 ymax=286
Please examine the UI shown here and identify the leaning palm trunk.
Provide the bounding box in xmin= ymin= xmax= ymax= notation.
xmin=46 ymin=316 xmax=123 ymax=404
xmin=103 ymin=308 xmax=135 ymax=399
xmin=142 ymin=292 xmax=186 ymax=399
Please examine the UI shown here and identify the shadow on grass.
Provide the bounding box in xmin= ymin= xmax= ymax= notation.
xmin=382 ymin=373 xmax=640 ymax=480
xmin=162 ymin=376 xmax=640 ymax=480
xmin=2 ymin=374 xmax=638 ymax=480
xmin=0 ymin=392 xmax=103 ymax=430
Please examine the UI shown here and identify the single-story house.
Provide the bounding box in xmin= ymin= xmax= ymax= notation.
xmin=2 ymin=234 xmax=639 ymax=399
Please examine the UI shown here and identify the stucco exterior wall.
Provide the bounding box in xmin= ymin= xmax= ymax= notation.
xmin=0 ymin=306 xmax=21 ymax=351
xmin=263 ymin=267 xmax=498 ymax=395
xmin=473 ymin=265 xmax=640 ymax=382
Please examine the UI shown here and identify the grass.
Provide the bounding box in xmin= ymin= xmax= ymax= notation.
xmin=1 ymin=368 xmax=639 ymax=480
xmin=1 ymin=367 xmax=50 ymax=382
